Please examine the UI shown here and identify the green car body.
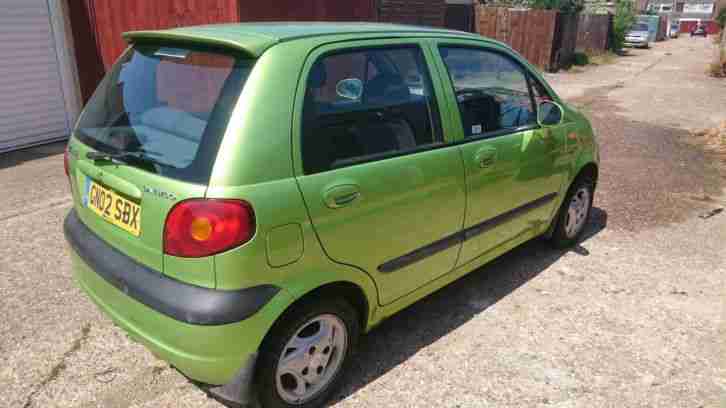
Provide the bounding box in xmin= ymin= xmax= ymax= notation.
xmin=64 ymin=23 xmax=598 ymax=406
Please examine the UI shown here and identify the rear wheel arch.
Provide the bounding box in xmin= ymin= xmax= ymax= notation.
xmin=302 ymin=282 xmax=370 ymax=332
xmin=254 ymin=283 xmax=365 ymax=407
xmin=575 ymin=162 xmax=598 ymax=186
xmin=268 ymin=281 xmax=372 ymax=338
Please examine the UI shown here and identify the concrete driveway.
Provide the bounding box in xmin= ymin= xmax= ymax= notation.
xmin=1 ymin=37 xmax=725 ymax=407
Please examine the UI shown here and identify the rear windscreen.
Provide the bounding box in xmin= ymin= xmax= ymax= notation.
xmin=75 ymin=44 xmax=254 ymax=184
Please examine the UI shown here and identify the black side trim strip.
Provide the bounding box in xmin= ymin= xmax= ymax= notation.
xmin=462 ymin=192 xmax=557 ymax=240
xmin=64 ymin=210 xmax=280 ymax=325
xmin=378 ymin=192 xmax=557 ymax=273
xmin=378 ymin=231 xmax=462 ymax=273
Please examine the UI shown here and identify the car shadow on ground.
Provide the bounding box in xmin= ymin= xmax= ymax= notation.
xmin=0 ymin=141 xmax=66 ymax=170
xmin=330 ymin=207 xmax=608 ymax=404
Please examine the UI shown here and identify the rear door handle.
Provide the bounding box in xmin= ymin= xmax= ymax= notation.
xmin=474 ymin=148 xmax=497 ymax=168
xmin=323 ymin=184 xmax=361 ymax=209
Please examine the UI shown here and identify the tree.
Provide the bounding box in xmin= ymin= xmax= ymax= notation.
xmin=716 ymin=8 xmax=726 ymax=29
xmin=528 ymin=0 xmax=585 ymax=13
xmin=611 ymin=0 xmax=636 ymax=53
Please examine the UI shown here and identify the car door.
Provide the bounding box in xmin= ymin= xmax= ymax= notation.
xmin=434 ymin=43 xmax=567 ymax=265
xmin=293 ymin=40 xmax=467 ymax=305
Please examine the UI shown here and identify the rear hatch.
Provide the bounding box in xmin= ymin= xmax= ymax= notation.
xmin=68 ymin=42 xmax=254 ymax=288
xmin=627 ymin=23 xmax=650 ymax=39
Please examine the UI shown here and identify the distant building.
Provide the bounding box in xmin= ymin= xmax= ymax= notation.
xmin=646 ymin=0 xmax=720 ymax=34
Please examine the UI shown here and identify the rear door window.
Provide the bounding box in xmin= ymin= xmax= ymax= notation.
xmin=439 ymin=46 xmax=537 ymax=138
xmin=301 ymin=46 xmax=442 ymax=174
xmin=75 ymin=44 xmax=254 ymax=184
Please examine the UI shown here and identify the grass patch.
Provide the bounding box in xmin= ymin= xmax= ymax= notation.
xmin=708 ymin=46 xmax=726 ymax=77
xmin=709 ymin=62 xmax=726 ymax=77
xmin=564 ymin=65 xmax=587 ymax=73
xmin=589 ymin=52 xmax=618 ymax=65
xmin=562 ymin=51 xmax=619 ymax=74
xmin=692 ymin=121 xmax=726 ymax=163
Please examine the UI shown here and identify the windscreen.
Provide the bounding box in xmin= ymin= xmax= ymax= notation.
xmin=75 ymin=44 xmax=254 ymax=184
xmin=632 ymin=23 xmax=649 ymax=32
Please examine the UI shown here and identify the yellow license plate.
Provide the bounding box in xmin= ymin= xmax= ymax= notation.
xmin=86 ymin=180 xmax=142 ymax=236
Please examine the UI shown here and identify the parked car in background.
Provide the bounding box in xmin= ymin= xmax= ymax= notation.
xmin=691 ymin=25 xmax=708 ymax=37
xmin=64 ymin=23 xmax=599 ymax=408
xmin=669 ymin=22 xmax=680 ymax=38
xmin=625 ymin=23 xmax=651 ymax=48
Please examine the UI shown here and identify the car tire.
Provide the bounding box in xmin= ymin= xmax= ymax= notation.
xmin=547 ymin=175 xmax=595 ymax=249
xmin=255 ymin=297 xmax=360 ymax=408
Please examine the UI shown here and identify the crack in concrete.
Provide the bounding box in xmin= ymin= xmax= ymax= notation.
xmin=21 ymin=323 xmax=91 ymax=408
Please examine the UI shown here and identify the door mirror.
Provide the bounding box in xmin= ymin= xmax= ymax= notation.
xmin=537 ymin=100 xmax=564 ymax=127
xmin=336 ymin=78 xmax=363 ymax=100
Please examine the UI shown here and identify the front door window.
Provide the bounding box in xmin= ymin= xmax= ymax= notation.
xmin=439 ymin=46 xmax=537 ymax=138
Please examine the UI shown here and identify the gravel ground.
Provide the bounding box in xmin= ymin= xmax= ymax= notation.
xmin=1 ymin=37 xmax=725 ymax=408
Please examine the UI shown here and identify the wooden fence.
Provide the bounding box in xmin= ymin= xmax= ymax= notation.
xmin=553 ymin=12 xmax=579 ymax=70
xmin=88 ymin=0 xmax=240 ymax=69
xmin=238 ymin=0 xmax=376 ymax=22
xmin=475 ymin=6 xmax=579 ymax=72
xmin=476 ymin=7 xmax=557 ymax=70
xmin=576 ymin=14 xmax=611 ymax=53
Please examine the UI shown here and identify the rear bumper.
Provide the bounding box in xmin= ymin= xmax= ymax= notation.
xmin=624 ymin=39 xmax=648 ymax=47
xmin=65 ymin=209 xmax=293 ymax=402
xmin=64 ymin=210 xmax=280 ymax=325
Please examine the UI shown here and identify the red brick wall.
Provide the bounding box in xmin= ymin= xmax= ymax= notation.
xmin=377 ymin=0 xmax=446 ymax=27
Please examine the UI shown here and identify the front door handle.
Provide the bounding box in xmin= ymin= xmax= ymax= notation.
xmin=474 ymin=148 xmax=497 ymax=168
xmin=323 ymin=184 xmax=361 ymax=209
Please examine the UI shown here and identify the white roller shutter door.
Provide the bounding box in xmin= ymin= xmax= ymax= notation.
xmin=0 ymin=0 xmax=71 ymax=152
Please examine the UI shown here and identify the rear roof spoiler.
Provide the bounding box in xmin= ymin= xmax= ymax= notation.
xmin=123 ymin=27 xmax=279 ymax=58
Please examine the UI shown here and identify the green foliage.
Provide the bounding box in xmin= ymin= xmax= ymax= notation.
xmin=611 ymin=0 xmax=636 ymax=52
xmin=716 ymin=8 xmax=726 ymax=29
xmin=642 ymin=8 xmax=657 ymax=15
xmin=573 ymin=52 xmax=590 ymax=65
xmin=528 ymin=0 xmax=585 ymax=12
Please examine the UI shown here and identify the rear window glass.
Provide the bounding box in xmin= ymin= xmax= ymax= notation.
xmin=75 ymin=44 xmax=254 ymax=184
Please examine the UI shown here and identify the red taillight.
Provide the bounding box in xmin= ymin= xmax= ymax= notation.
xmin=164 ymin=199 xmax=255 ymax=258
xmin=63 ymin=145 xmax=70 ymax=178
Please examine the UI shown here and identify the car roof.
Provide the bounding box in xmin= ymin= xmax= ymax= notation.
xmin=123 ymin=22 xmax=487 ymax=57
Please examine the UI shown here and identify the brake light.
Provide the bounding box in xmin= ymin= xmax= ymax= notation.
xmin=164 ymin=199 xmax=255 ymax=258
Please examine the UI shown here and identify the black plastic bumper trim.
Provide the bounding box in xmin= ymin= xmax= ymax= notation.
xmin=378 ymin=192 xmax=557 ymax=273
xmin=64 ymin=209 xmax=280 ymax=326
xmin=204 ymin=353 xmax=258 ymax=406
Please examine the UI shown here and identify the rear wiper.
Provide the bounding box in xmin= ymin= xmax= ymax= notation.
xmin=86 ymin=150 xmax=163 ymax=167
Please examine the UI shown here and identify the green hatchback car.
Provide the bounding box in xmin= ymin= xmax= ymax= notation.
xmin=64 ymin=23 xmax=598 ymax=407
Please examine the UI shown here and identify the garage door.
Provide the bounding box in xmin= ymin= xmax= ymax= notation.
xmin=0 ymin=0 xmax=71 ymax=153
